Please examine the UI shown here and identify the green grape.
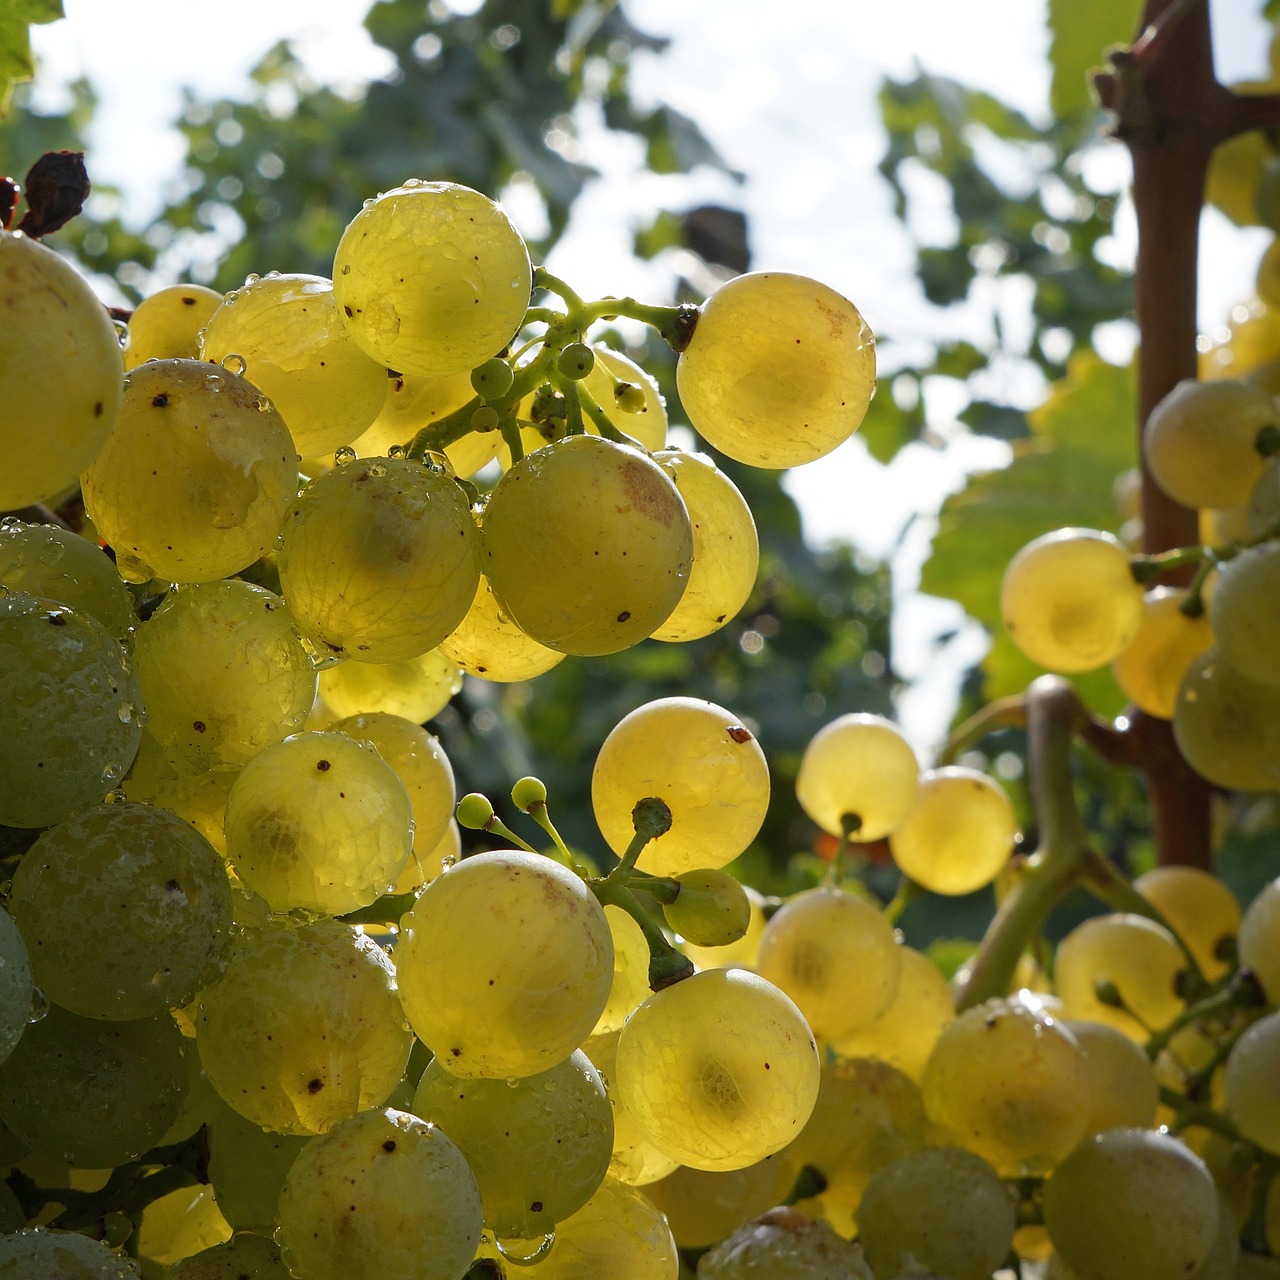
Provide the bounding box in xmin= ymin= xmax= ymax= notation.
xmin=0 ymin=912 xmax=31 ymax=1069
xmin=483 ymin=435 xmax=692 ymax=656
xmin=642 ymin=1157 xmax=794 ymax=1249
xmin=1113 ymin=587 xmax=1215 ymax=719
xmin=123 ymin=282 xmax=222 ymax=369
xmin=438 ymin=573 xmax=567 ymax=682
xmin=1054 ymin=912 xmax=1188 ymax=1042
xmin=650 ymin=450 xmax=758 ymax=643
xmin=201 ymin=272 xmax=387 ymax=456
xmin=887 ymin=766 xmax=1017 ymax=895
xmin=697 ymin=1206 xmax=872 ymax=1280
xmin=594 ymin=904 xmax=654 ymax=1037
xmin=1240 ymin=878 xmax=1280 ymax=1002
xmin=1209 ymin=543 xmax=1280 ymax=686
xmin=0 ymin=520 xmax=134 ymax=640
xmin=1065 ymin=1019 xmax=1160 ymax=1136
xmin=580 ymin=348 xmax=668 ymax=452
xmin=1001 ymin=528 xmax=1145 ymax=672
xmin=396 ymin=850 xmax=613 ymax=1079
xmin=81 ymin=359 xmax=297 ymax=584
xmin=122 ymin=731 xmax=236 ymax=855
xmin=1134 ymin=865 xmax=1241 ymax=981
xmin=1043 ymin=1128 xmax=1220 ymax=1280
xmin=9 ymin=801 xmax=232 ymax=1020
xmin=134 ymin=581 xmax=315 ymax=774
xmin=329 ymin=712 xmax=456 ymax=863
xmin=224 ymin=730 xmax=413 ymax=916
xmin=666 ymin=870 xmax=751 ymax=948
xmin=1174 ymin=648 xmax=1280 ymax=791
xmin=591 ymin=697 xmax=770 ymax=875
xmin=411 ymin=1049 xmax=613 ymax=1239
xmin=472 ymin=356 xmax=516 ymax=398
xmin=557 ymin=342 xmax=595 ymax=380
xmin=278 ymin=456 xmax=481 ymax=663
xmin=318 ymin=648 xmax=462 ymax=722
xmin=333 ymin=180 xmax=532 ymax=378
xmin=1249 ymin=454 xmax=1280 ymax=537
xmin=614 ymin=968 xmax=820 ymax=1171
xmin=0 ymin=1228 xmax=141 ymax=1277
xmin=135 ymin=1185 xmax=230 ymax=1273
xmin=854 ymin=1147 xmax=1016 ymax=1280
xmin=205 ymin=1090 xmax=309 ymax=1232
xmin=755 ymin=886 xmax=901 ymax=1042
xmin=195 ymin=920 xmax=412 ymax=1135
xmin=794 ymin=712 xmax=919 ymax=841
xmin=683 ymin=886 xmax=768 ymax=972
xmin=277 ymin=1107 xmax=482 ymax=1280
xmin=0 ymin=593 xmax=142 ymax=828
xmin=829 ymin=945 xmax=954 ymax=1082
xmin=0 ymin=1006 xmax=187 ymax=1167
xmin=1224 ymin=1010 xmax=1280 ymax=1152
xmin=0 ymin=229 xmax=123 ymax=510
xmin=675 ymin=271 xmax=875 ymax=469
xmin=168 ymin=1233 xmax=291 ymax=1280
xmin=1144 ymin=377 xmax=1278 ymax=509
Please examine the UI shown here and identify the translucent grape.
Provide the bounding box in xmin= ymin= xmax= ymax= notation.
xmin=1112 ymin=587 xmax=1214 ymax=719
xmin=1066 ymin=1019 xmax=1160 ymax=1136
xmin=0 ymin=229 xmax=123 ymax=510
xmin=0 ymin=1228 xmax=141 ymax=1277
xmin=122 ymin=731 xmax=236 ymax=855
xmin=276 ymin=1107 xmax=482 ymax=1280
xmin=1001 ymin=528 xmax=1145 ymax=672
xmin=333 ymin=181 xmax=532 ymax=378
xmin=396 ymin=850 xmax=613 ymax=1079
xmin=0 ymin=913 xmax=31 ymax=1070
xmin=168 ymin=1232 xmax=291 ymax=1279
xmin=1134 ymin=865 xmax=1241 ymax=981
xmin=592 ymin=697 xmax=770 ymax=875
xmin=594 ymin=904 xmax=655 ymax=1036
xmin=1224 ymin=1010 xmax=1280 ymax=1152
xmin=317 ymin=648 xmax=462 ymax=722
xmin=666 ymin=870 xmax=751 ymax=948
xmin=697 ymin=1206 xmax=872 ymax=1280
xmin=1240 ymin=878 xmax=1280 ymax=1003
xmin=438 ymin=573 xmax=567 ymax=682
xmin=683 ymin=886 xmax=768 ymax=971
xmin=202 ymin=272 xmax=387 ymax=456
xmin=642 ymin=1158 xmax=794 ymax=1249
xmin=135 ymin=1185 xmax=231 ymax=1273
xmin=123 ymin=282 xmax=222 ymax=368
xmin=614 ymin=968 xmax=820 ymax=1171
xmin=0 ymin=593 xmax=142 ymax=828
xmin=676 ymin=271 xmax=875 ymax=468
xmin=1209 ymin=542 xmax=1280 ymax=686
xmin=483 ymin=435 xmax=693 ymax=656
xmin=581 ymin=347 xmax=668 ymax=452
xmin=195 ymin=921 xmax=412 ymax=1134
xmin=794 ymin=713 xmax=918 ymax=841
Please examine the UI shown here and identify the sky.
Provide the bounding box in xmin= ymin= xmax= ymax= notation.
xmin=25 ymin=0 xmax=1278 ymax=748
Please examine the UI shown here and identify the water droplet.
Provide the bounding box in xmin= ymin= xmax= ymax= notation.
xmin=221 ymin=352 xmax=247 ymax=376
xmin=113 ymin=317 xmax=129 ymax=348
xmin=496 ymin=1233 xmax=555 ymax=1266
xmin=334 ymin=446 xmax=357 ymax=465
xmin=364 ymin=460 xmax=387 ymax=479
xmin=117 ymin=703 xmax=135 ymax=724
xmin=387 ymin=444 xmax=407 ymax=459
xmin=440 ymin=854 xmax=457 ymax=870
xmin=244 ymin=273 xmax=262 ymax=286
xmin=27 ymin=988 xmax=49 ymax=1023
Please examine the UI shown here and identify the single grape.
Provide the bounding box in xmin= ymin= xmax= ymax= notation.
xmin=1224 ymin=1009 xmax=1280 ymax=1153
xmin=0 ymin=1228 xmax=141 ymax=1277
xmin=1112 ymin=587 xmax=1214 ymax=720
xmin=642 ymin=1158 xmax=795 ymax=1249
xmin=317 ymin=648 xmax=462 ymax=722
xmin=666 ymin=870 xmax=751 ymax=948
xmin=1209 ymin=542 xmax=1280 ymax=686
xmin=438 ymin=573 xmax=567 ymax=682
xmin=1134 ymin=865 xmax=1241 ymax=981
xmin=1174 ymin=648 xmax=1280 ymax=790
xmin=697 ymin=1206 xmax=873 ymax=1280
xmin=122 ymin=731 xmax=236 ymax=855
xmin=682 ymin=885 xmax=769 ymax=971
xmin=123 ymin=282 xmax=222 ymax=368
xmin=1240 ymin=878 xmax=1280 ymax=1003
xmin=557 ymin=341 xmax=595 ymax=380
xmin=1065 ymin=1019 xmax=1160 ymax=1136
xmin=134 ymin=1184 xmax=231 ymax=1274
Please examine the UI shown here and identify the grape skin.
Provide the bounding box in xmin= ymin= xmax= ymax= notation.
xmin=123 ymin=282 xmax=222 ymax=368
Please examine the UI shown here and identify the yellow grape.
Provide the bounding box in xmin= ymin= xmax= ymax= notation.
xmin=395 ymin=818 xmax=460 ymax=892
xmin=1000 ymin=527 xmax=1145 ymax=672
xmin=1112 ymin=587 xmax=1215 ymax=719
xmin=650 ymin=450 xmax=759 ymax=643
xmin=482 ymin=435 xmax=693 ymax=656
xmin=1224 ymin=1009 xmax=1280 ymax=1153
xmin=594 ymin=904 xmax=654 ymax=1036
xmin=683 ymin=885 xmax=768 ymax=971
xmin=135 ymin=1186 xmax=231 ymax=1273
xmin=794 ymin=712 xmax=918 ymax=841
xmin=317 ymin=648 xmax=462 ymax=723
xmin=614 ymin=968 xmax=820 ymax=1172
xmin=1249 ymin=454 xmax=1280 ymax=536
xmin=581 ymin=347 xmax=669 ymax=451
xmin=438 ymin=573 xmax=566 ymax=682
xmin=333 ymin=180 xmax=532 ymax=378
xmin=123 ymin=731 xmax=236 ymax=855
xmin=1065 ymin=1019 xmax=1160 ymax=1136
xmin=591 ymin=697 xmax=770 ymax=875
xmin=1209 ymin=542 xmax=1280 ymax=687
xmin=887 ymin=766 xmax=1017 ymax=895
xmin=0 ymin=230 xmax=123 ymax=510
xmin=1240 ymin=878 xmax=1280 ymax=1003
xmin=676 ymin=271 xmax=875 ymax=468
xmin=0 ymin=1229 xmax=146 ymax=1274
xmin=123 ymin=282 xmax=222 ymax=368
xmin=665 ymin=869 xmax=751 ymax=949
xmin=0 ymin=912 xmax=31 ymax=1070
xmin=81 ymin=359 xmax=298 ymax=584
xmin=1133 ymin=865 xmax=1241 ymax=981
xmin=642 ymin=1158 xmax=794 ymax=1249
xmin=201 ymin=272 xmax=387 ymax=456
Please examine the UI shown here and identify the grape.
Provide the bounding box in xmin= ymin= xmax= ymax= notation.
xmin=614 ymin=967 xmax=820 ymax=1171
xmin=0 ymin=229 xmax=123 ymax=510
xmin=580 ymin=347 xmax=668 ymax=452
xmin=683 ymin=885 xmax=768 ymax=972
xmin=278 ymin=455 xmax=481 ymax=663
xmin=134 ymin=581 xmax=315 ymax=774
xmin=0 ymin=520 xmax=134 ymax=640
xmin=276 ymin=1107 xmax=483 ymax=1280
xmin=411 ymin=1049 xmax=613 ymax=1239
xmin=333 ymin=181 xmax=532 ymax=378
xmin=205 ymin=1090 xmax=309 ymax=1232
xmin=195 ymin=920 xmax=412 ymax=1135
xmin=168 ymin=1233 xmax=291 ymax=1280
xmin=396 ymin=851 xmax=613 ymax=1079
xmin=0 ymin=912 xmax=31 ymax=1069
xmin=201 ymin=272 xmax=387 ymax=456
xmin=1248 ymin=453 xmax=1280 ymax=536
xmin=0 ymin=592 xmax=142 ymax=828
xmin=135 ymin=1185 xmax=231 ymax=1273
xmin=81 ymin=359 xmax=298 ymax=584
xmin=697 ymin=1206 xmax=872 ymax=1280
xmin=482 ymin=435 xmax=693 ymax=656
xmin=666 ymin=870 xmax=751 ymax=948
xmin=1134 ymin=865 xmax=1241 ymax=981
xmin=122 ymin=282 xmax=222 ymax=369
xmin=887 ymin=766 xmax=1017 ymax=895
xmin=643 ymin=1158 xmax=794 ymax=1249
xmin=1209 ymin=543 xmax=1280 ymax=686
xmin=1224 ymin=1009 xmax=1280 ymax=1152
xmin=0 ymin=1006 xmax=187 ymax=1167
xmin=0 ymin=1228 xmax=141 ymax=1277
xmin=1065 ymin=1019 xmax=1159 ymax=1135
xmin=650 ymin=450 xmax=758 ymax=643
xmin=1112 ymin=587 xmax=1215 ymax=719
xmin=9 ymin=800 xmax=233 ymax=1021
xmin=592 ymin=697 xmax=769 ymax=875
xmin=594 ymin=904 xmax=654 ymax=1036
xmin=1174 ymin=648 xmax=1280 ymax=790
xmin=1043 ymin=1128 xmax=1220 ymax=1280
xmin=854 ymin=1146 xmax=1016 ymax=1280
xmin=1054 ymin=913 xmax=1187 ymax=1041
xmin=438 ymin=573 xmax=567 ymax=682
xmin=794 ymin=713 xmax=918 ymax=841
xmin=676 ymin=271 xmax=875 ymax=468
xmin=1001 ymin=527 xmax=1145 ymax=672
xmin=122 ymin=732 xmax=236 ymax=855
xmin=1240 ymin=878 xmax=1280 ymax=1002
xmin=755 ymin=886 xmax=901 ymax=1042
xmin=318 ymin=648 xmax=462 ymax=722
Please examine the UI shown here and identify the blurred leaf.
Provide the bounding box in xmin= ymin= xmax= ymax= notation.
xmin=959 ymin=400 xmax=1030 ymax=441
xmin=857 ymin=386 xmax=926 ymax=464
xmin=633 ymin=209 xmax=683 ymax=260
xmin=1047 ymin=0 xmax=1142 ymax=117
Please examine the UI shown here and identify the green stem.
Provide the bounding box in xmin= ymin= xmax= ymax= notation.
xmin=533 ymin=267 xmax=586 ymax=314
xmin=883 ymin=876 xmax=923 ymax=926
xmin=1156 ymin=1085 xmax=1243 ymax=1142
xmin=591 ymin=877 xmax=692 ymax=990
xmin=937 ymin=694 xmax=1027 ymax=766
xmin=338 ymin=893 xmax=419 ymax=926
xmin=603 ymin=797 xmax=673 ymax=888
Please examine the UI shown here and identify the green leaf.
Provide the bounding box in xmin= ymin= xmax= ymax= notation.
xmin=1047 ymin=0 xmax=1142 ymax=117
xmin=0 ymin=0 xmax=61 ymax=117
xmin=919 ymin=351 xmax=1136 ymax=712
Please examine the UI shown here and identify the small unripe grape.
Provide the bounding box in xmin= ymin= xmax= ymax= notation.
xmin=557 ymin=341 xmax=596 ymax=380
xmin=667 ymin=869 xmax=752 ymax=948
xmin=471 ymin=356 xmax=515 ymax=398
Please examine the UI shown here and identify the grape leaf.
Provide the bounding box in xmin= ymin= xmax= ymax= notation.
xmin=919 ymin=350 xmax=1136 ymax=713
xmin=1047 ymin=0 xmax=1143 ymax=118
xmin=0 ymin=0 xmax=62 ymax=116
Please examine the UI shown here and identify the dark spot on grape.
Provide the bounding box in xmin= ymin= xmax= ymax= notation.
xmin=727 ymin=726 xmax=753 ymax=744
xmin=166 ymin=879 xmax=181 ymax=892
xmin=764 ymin=1062 xmax=771 ymax=1069
xmin=317 ymin=760 xmax=331 ymax=772
xmin=46 ymin=614 xmax=66 ymax=626
xmin=344 ymin=305 xmax=353 ymax=317
xmin=93 ymin=401 xmax=104 ymax=416
xmin=530 ymin=1201 xmax=543 ymax=1212
xmin=617 ymin=610 xmax=631 ymax=622
xmin=152 ymin=393 xmax=170 ymax=408
xmin=181 ymin=296 xmax=197 ymax=306
xmin=307 ymin=1078 xmax=324 ymax=1093
xmin=382 ymin=1139 xmax=397 ymax=1152
xmin=193 ymin=721 xmax=206 ymax=733
xmin=451 ymin=1047 xmax=462 ymax=1057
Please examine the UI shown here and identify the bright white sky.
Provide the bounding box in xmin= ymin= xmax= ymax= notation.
xmin=26 ymin=0 xmax=1277 ymax=748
